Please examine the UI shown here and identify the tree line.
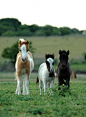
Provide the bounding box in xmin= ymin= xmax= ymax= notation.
xmin=0 ymin=18 xmax=82 ymax=36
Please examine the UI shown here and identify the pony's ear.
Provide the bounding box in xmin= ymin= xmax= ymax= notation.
xmin=26 ymin=40 xmax=29 ymax=44
xmin=45 ymin=54 xmax=47 ymax=59
xmin=52 ymin=53 xmax=55 ymax=59
xmin=59 ymin=50 xmax=62 ymax=55
xmin=19 ymin=40 xmax=21 ymax=44
xmin=67 ymin=50 xmax=69 ymax=55
xmin=19 ymin=40 xmax=22 ymax=51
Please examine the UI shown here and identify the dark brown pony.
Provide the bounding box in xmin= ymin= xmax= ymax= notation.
xmin=57 ymin=50 xmax=72 ymax=90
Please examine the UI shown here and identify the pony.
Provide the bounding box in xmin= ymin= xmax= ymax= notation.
xmin=36 ymin=54 xmax=55 ymax=95
xmin=15 ymin=38 xmax=34 ymax=95
xmin=57 ymin=50 xmax=72 ymax=90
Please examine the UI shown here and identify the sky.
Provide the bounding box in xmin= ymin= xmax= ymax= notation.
xmin=0 ymin=0 xmax=86 ymax=30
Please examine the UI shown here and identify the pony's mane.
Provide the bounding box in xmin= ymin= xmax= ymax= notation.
xmin=19 ymin=38 xmax=25 ymax=42
xmin=60 ymin=50 xmax=66 ymax=54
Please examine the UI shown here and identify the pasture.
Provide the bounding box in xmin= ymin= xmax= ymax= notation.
xmin=0 ymin=72 xmax=86 ymax=117
xmin=0 ymin=34 xmax=86 ymax=59
xmin=0 ymin=35 xmax=86 ymax=116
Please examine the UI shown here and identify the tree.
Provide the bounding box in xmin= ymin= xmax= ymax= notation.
xmin=0 ymin=18 xmax=81 ymax=36
xmin=0 ymin=18 xmax=21 ymax=36
xmin=42 ymin=25 xmax=53 ymax=36
xmin=0 ymin=18 xmax=21 ymax=31
xmin=28 ymin=24 xmax=40 ymax=33
xmin=1 ymin=40 xmax=36 ymax=64
xmin=59 ymin=27 xmax=72 ymax=36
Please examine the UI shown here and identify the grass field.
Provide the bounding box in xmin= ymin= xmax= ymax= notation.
xmin=0 ymin=35 xmax=86 ymax=116
xmin=0 ymin=72 xmax=86 ymax=117
xmin=0 ymin=34 xmax=86 ymax=59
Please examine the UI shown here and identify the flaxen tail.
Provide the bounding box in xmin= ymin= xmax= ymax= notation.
xmin=36 ymin=76 xmax=39 ymax=84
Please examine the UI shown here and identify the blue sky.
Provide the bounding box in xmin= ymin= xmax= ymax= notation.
xmin=0 ymin=0 xmax=86 ymax=30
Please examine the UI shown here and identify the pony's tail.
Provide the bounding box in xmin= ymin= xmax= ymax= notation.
xmin=74 ymin=72 xmax=77 ymax=78
xmin=36 ymin=76 xmax=39 ymax=84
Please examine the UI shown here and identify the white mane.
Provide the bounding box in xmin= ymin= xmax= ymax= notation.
xmin=19 ymin=38 xmax=25 ymax=42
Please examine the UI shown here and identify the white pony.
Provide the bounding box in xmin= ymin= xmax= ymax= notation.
xmin=36 ymin=54 xmax=55 ymax=95
xmin=15 ymin=38 xmax=34 ymax=95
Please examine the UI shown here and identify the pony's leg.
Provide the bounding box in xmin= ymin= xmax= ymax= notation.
xmin=15 ymin=73 xmax=18 ymax=94
xmin=16 ymin=77 xmax=22 ymax=95
xmin=44 ymin=81 xmax=47 ymax=95
xmin=23 ymin=75 xmax=26 ymax=95
xmin=24 ymin=74 xmax=30 ymax=95
xmin=15 ymin=78 xmax=18 ymax=94
xmin=58 ymin=76 xmax=62 ymax=90
xmin=66 ymin=77 xmax=70 ymax=89
xmin=47 ymin=82 xmax=50 ymax=89
xmin=39 ymin=80 xmax=43 ymax=95
xmin=50 ymin=79 xmax=55 ymax=95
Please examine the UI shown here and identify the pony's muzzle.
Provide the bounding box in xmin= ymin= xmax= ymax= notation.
xmin=62 ymin=64 xmax=66 ymax=69
xmin=22 ymin=58 xmax=26 ymax=62
xmin=50 ymin=68 xmax=54 ymax=73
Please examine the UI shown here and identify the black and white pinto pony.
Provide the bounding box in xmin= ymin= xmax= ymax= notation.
xmin=57 ymin=50 xmax=72 ymax=90
xmin=36 ymin=54 xmax=55 ymax=95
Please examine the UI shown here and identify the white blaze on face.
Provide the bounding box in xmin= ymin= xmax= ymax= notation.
xmin=47 ymin=58 xmax=54 ymax=72
xmin=21 ymin=44 xmax=27 ymax=61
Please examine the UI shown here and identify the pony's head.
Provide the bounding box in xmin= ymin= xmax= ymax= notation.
xmin=45 ymin=54 xmax=55 ymax=74
xmin=59 ymin=50 xmax=69 ymax=69
xmin=19 ymin=39 xmax=29 ymax=62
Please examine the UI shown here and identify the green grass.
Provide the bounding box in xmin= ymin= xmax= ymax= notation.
xmin=0 ymin=72 xmax=86 ymax=117
xmin=71 ymin=63 xmax=86 ymax=71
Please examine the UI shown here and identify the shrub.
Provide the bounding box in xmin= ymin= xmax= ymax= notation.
xmin=83 ymin=53 xmax=86 ymax=61
xmin=1 ymin=40 xmax=36 ymax=64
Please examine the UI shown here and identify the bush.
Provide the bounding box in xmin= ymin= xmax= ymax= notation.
xmin=1 ymin=40 xmax=36 ymax=64
xmin=2 ymin=42 xmax=18 ymax=63
xmin=83 ymin=53 xmax=86 ymax=61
